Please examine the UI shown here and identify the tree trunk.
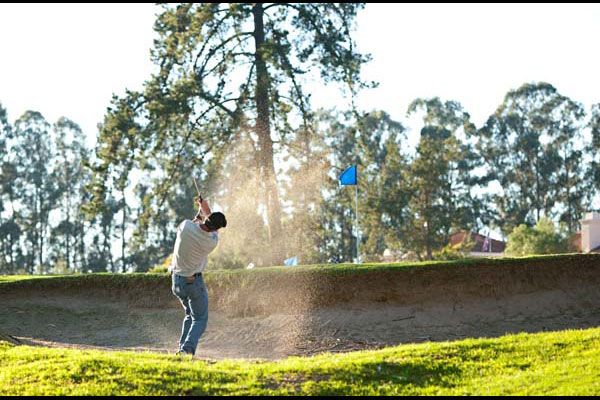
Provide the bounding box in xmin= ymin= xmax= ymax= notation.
xmin=0 ymin=200 xmax=3 ymax=269
xmin=425 ymin=220 xmax=432 ymax=261
xmin=425 ymin=190 xmax=432 ymax=261
xmin=253 ymin=3 xmax=285 ymax=265
xmin=534 ymin=153 xmax=541 ymax=223
xmin=103 ymin=222 xmax=114 ymax=273
xmin=9 ymin=225 xmax=15 ymax=273
xmin=341 ymin=210 xmax=351 ymax=262
xmin=36 ymin=186 xmax=43 ymax=274
xmin=78 ymin=222 xmax=86 ymax=273
xmin=8 ymin=192 xmax=16 ymax=272
xmin=66 ymin=201 xmax=71 ymax=273
xmin=121 ymin=188 xmax=127 ymax=273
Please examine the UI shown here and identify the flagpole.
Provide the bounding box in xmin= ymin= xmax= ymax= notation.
xmin=339 ymin=165 xmax=359 ymax=263
xmin=355 ymin=184 xmax=360 ymax=263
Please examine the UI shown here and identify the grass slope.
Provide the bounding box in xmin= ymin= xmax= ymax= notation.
xmin=1 ymin=328 xmax=599 ymax=395
xmin=1 ymin=253 xmax=598 ymax=286
xmin=0 ymin=275 xmax=57 ymax=283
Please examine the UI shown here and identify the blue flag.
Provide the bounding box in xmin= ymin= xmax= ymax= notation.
xmin=339 ymin=165 xmax=357 ymax=185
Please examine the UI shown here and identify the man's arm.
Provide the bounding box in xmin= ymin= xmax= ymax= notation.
xmin=193 ymin=197 xmax=212 ymax=222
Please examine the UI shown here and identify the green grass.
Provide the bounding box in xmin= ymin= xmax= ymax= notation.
xmin=1 ymin=328 xmax=600 ymax=395
xmin=0 ymin=272 xmax=165 ymax=289
xmin=220 ymin=252 xmax=597 ymax=275
xmin=2 ymin=254 xmax=599 ymax=394
xmin=1 ymin=253 xmax=597 ymax=303
xmin=0 ymin=275 xmax=61 ymax=283
xmin=2 ymin=253 xmax=597 ymax=285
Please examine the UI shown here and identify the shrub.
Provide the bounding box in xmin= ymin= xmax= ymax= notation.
xmin=147 ymin=255 xmax=171 ymax=274
xmin=433 ymin=237 xmax=475 ymax=260
xmin=505 ymin=217 xmax=572 ymax=256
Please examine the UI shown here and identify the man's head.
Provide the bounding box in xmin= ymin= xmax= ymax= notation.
xmin=204 ymin=212 xmax=227 ymax=231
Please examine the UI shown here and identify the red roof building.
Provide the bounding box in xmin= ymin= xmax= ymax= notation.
xmin=449 ymin=231 xmax=507 ymax=256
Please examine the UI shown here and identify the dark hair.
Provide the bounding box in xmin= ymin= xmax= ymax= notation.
xmin=205 ymin=212 xmax=227 ymax=230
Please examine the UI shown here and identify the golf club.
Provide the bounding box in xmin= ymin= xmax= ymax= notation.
xmin=192 ymin=175 xmax=201 ymax=198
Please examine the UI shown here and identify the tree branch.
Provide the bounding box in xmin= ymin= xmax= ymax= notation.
xmin=192 ymin=11 xmax=234 ymax=72
xmin=263 ymin=3 xmax=302 ymax=13
xmin=155 ymin=102 xmax=225 ymax=209
xmin=195 ymin=31 xmax=254 ymax=79
xmin=273 ymin=34 xmax=312 ymax=137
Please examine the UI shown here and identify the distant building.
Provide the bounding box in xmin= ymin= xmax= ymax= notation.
xmin=576 ymin=212 xmax=600 ymax=253
xmin=449 ymin=231 xmax=506 ymax=258
xmin=381 ymin=231 xmax=507 ymax=262
xmin=383 ymin=213 xmax=600 ymax=262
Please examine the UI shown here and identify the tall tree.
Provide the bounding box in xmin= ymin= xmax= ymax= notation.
xmin=402 ymin=98 xmax=480 ymax=260
xmin=90 ymin=3 xmax=372 ymax=265
xmin=316 ymin=109 xmax=407 ymax=262
xmin=13 ymin=111 xmax=57 ymax=274
xmin=318 ymin=111 xmax=360 ymax=262
xmin=0 ymin=103 xmax=21 ymax=273
xmin=478 ymin=82 xmax=587 ymax=235
xmin=354 ymin=110 xmax=407 ymax=261
xmin=549 ymin=92 xmax=587 ymax=232
xmin=50 ymin=117 xmax=90 ymax=273
xmin=280 ymin=110 xmax=338 ymax=265
xmin=587 ymin=103 xmax=600 ymax=213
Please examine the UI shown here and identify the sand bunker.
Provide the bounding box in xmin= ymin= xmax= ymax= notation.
xmin=2 ymin=256 xmax=600 ymax=360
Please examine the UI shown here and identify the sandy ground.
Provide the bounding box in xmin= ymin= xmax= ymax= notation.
xmin=2 ymin=284 xmax=600 ymax=360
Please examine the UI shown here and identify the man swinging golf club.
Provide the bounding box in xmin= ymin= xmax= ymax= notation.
xmin=170 ymin=184 xmax=227 ymax=357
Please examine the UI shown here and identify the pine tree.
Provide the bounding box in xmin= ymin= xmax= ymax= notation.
xmin=89 ymin=3 xmax=372 ymax=266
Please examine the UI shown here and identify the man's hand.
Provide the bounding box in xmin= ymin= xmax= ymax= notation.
xmin=193 ymin=196 xmax=211 ymax=221
xmin=193 ymin=196 xmax=204 ymax=222
xmin=199 ymin=197 xmax=211 ymax=217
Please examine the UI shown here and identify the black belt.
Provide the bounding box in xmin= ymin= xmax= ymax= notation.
xmin=176 ymin=272 xmax=202 ymax=279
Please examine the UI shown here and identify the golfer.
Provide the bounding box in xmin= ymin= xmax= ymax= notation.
xmin=170 ymin=196 xmax=227 ymax=356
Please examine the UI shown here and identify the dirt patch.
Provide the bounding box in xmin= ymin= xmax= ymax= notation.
xmin=2 ymin=256 xmax=600 ymax=360
xmin=2 ymin=284 xmax=600 ymax=360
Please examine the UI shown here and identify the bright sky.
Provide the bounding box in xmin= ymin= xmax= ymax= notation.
xmin=0 ymin=3 xmax=157 ymax=146
xmin=1 ymin=3 xmax=599 ymax=142
xmin=352 ymin=3 xmax=600 ymax=136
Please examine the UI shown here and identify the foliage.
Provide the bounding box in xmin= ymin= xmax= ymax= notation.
xmin=399 ymin=98 xmax=482 ymax=260
xmin=433 ymin=237 xmax=475 ymax=261
xmin=2 ymin=78 xmax=599 ymax=273
xmin=478 ymin=82 xmax=590 ymax=236
xmin=0 ymin=104 xmax=124 ymax=275
xmin=146 ymin=255 xmax=172 ymax=274
xmin=317 ymin=109 xmax=408 ymax=263
xmin=4 ymin=253 xmax=598 ymax=288
xmin=86 ymin=3 xmax=372 ymax=266
xmin=587 ymin=103 xmax=600 ymax=202
xmin=505 ymin=217 xmax=572 ymax=256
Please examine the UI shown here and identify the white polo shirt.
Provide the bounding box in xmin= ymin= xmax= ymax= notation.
xmin=170 ymin=220 xmax=219 ymax=276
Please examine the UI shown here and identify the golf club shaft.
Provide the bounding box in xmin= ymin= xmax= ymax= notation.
xmin=192 ymin=175 xmax=201 ymax=197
